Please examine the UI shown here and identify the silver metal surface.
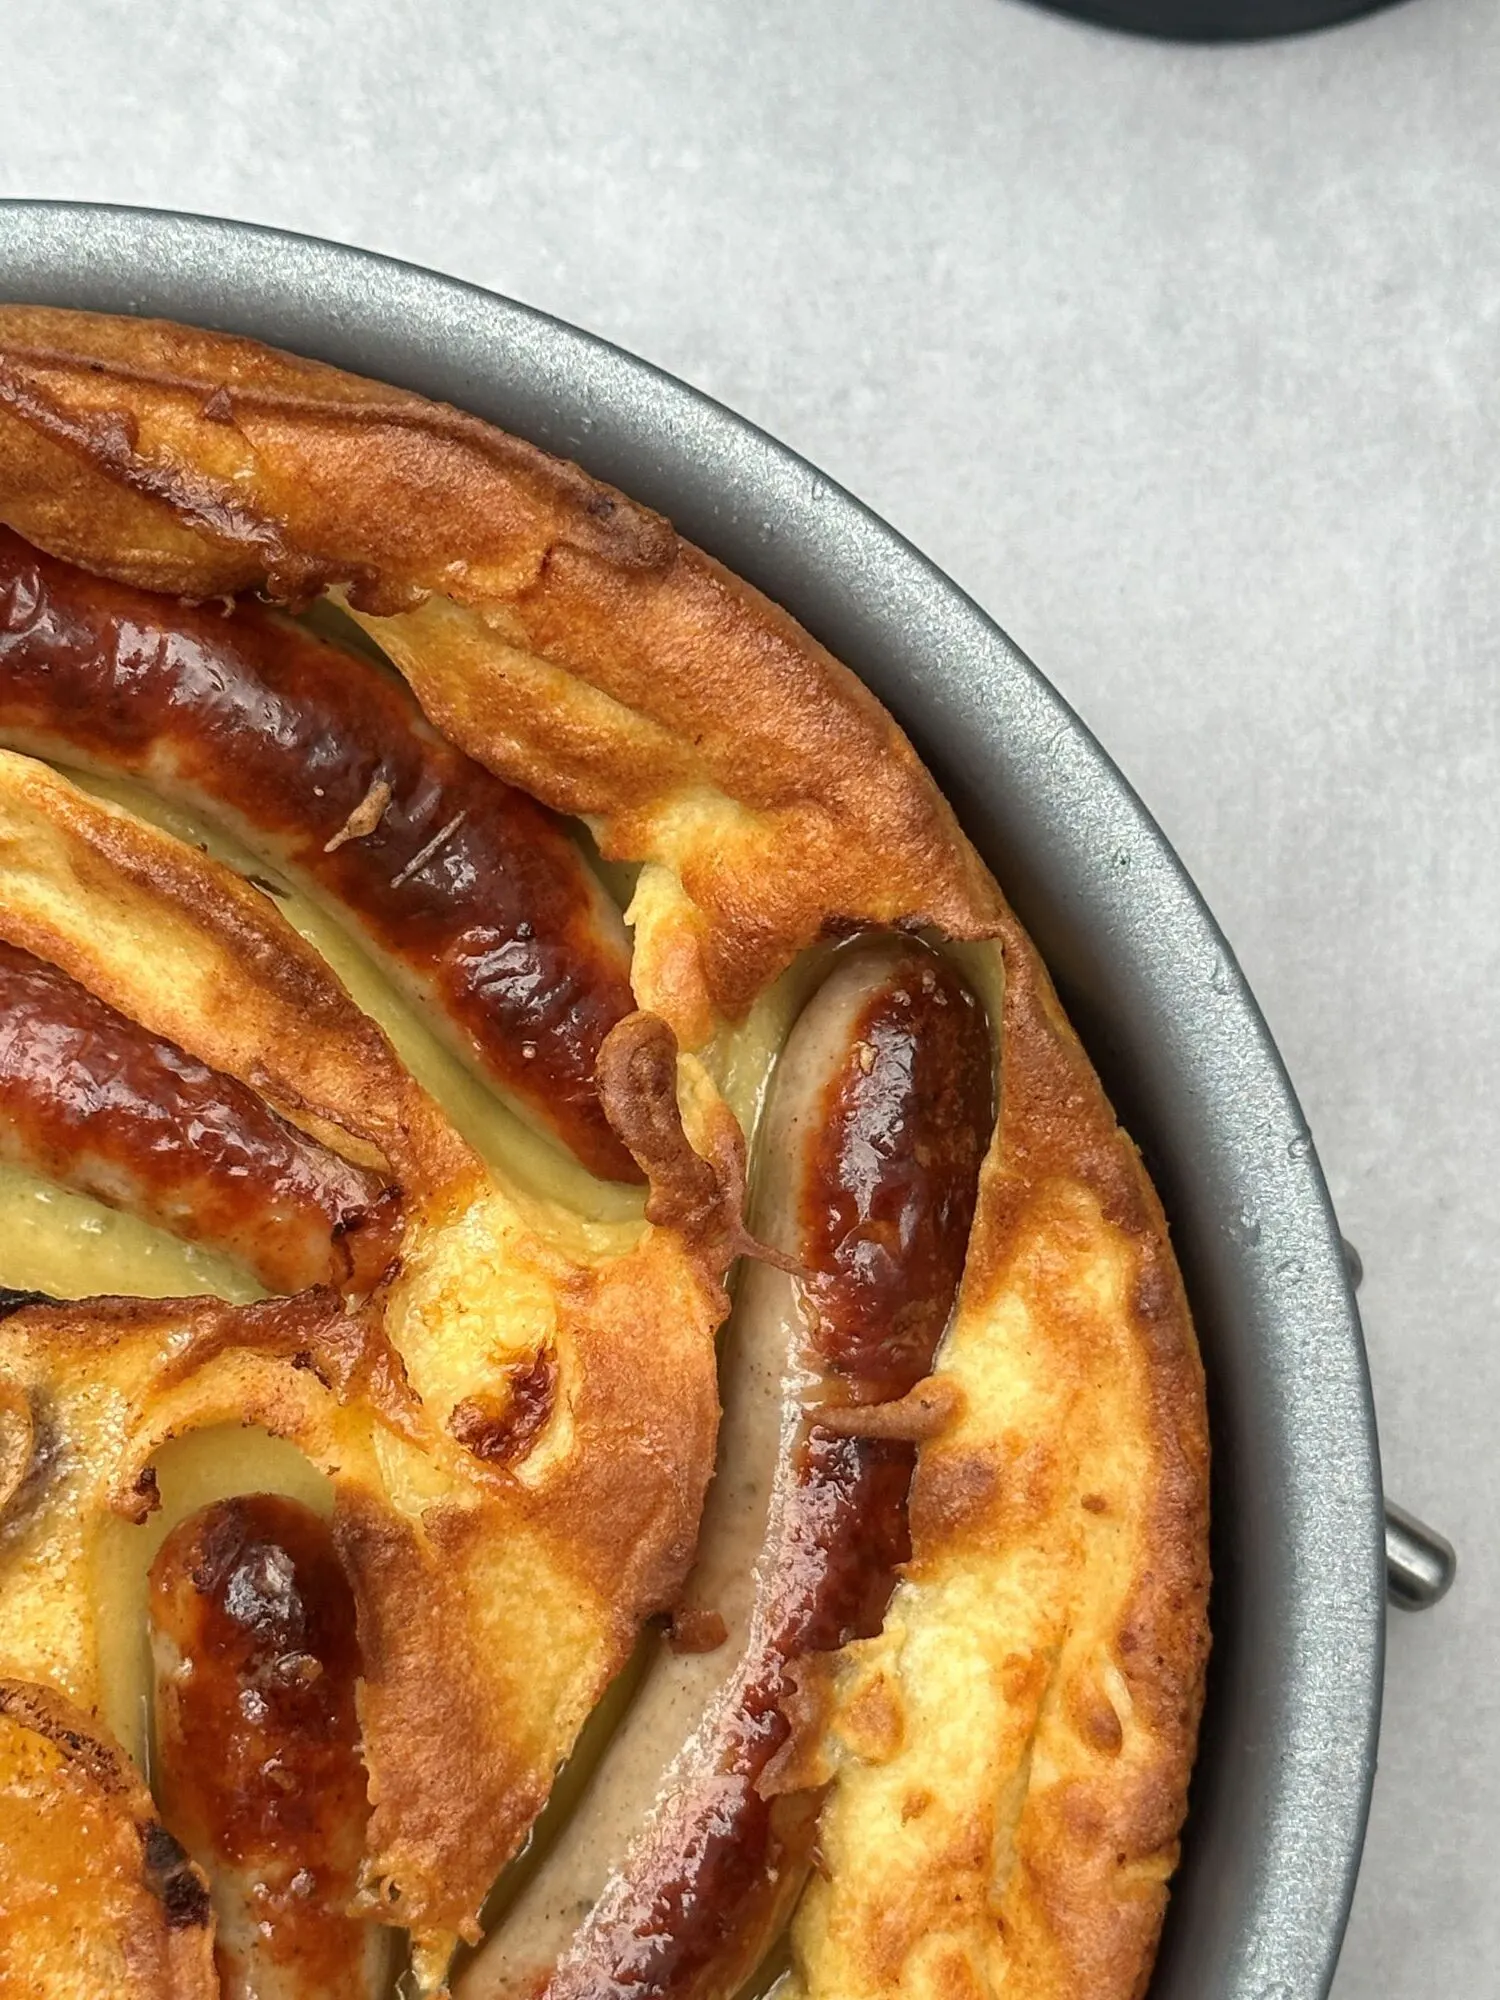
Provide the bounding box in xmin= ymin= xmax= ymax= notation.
xmin=1341 ymin=1240 xmax=1455 ymax=1613
xmin=1385 ymin=1504 xmax=1457 ymax=1613
xmin=0 ymin=199 xmax=1387 ymax=2000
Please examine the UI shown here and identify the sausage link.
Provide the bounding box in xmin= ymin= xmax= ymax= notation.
xmin=0 ymin=527 xmax=641 ymax=1181
xmin=466 ymin=942 xmax=992 ymax=2000
xmin=148 ymin=1495 xmax=387 ymax=2000
xmin=0 ymin=939 xmax=397 ymax=1295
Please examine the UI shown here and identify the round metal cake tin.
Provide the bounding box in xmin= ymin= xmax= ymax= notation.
xmin=0 ymin=199 xmax=1386 ymax=2000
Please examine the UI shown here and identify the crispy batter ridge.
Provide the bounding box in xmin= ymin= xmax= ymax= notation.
xmin=0 ymin=747 xmax=463 ymax=1187
xmin=783 ymin=917 xmax=1210 ymax=2000
xmin=595 ymin=1009 xmax=750 ymax=1263
xmin=0 ymin=1677 xmax=217 ymax=1999
xmin=0 ymin=306 xmax=1004 ymax=1030
xmin=0 ymin=1370 xmax=29 ymax=1513
xmin=0 ymin=309 xmax=1210 ymax=2000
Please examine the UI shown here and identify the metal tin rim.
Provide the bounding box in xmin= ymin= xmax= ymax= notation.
xmin=0 ymin=198 xmax=1385 ymax=2000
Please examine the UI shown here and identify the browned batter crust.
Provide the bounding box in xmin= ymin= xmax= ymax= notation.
xmin=0 ymin=306 xmax=1209 ymax=2000
xmin=0 ymin=1677 xmax=217 ymax=1999
xmin=0 ymin=306 xmax=1004 ymax=1032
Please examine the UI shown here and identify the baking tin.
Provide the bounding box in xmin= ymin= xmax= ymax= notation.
xmin=0 ymin=200 xmax=1388 ymax=1999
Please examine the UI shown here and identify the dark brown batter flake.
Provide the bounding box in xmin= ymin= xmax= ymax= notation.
xmin=595 ymin=1010 xmax=747 ymax=1259
xmin=668 ymin=1606 xmax=730 ymax=1655
xmin=141 ymin=1823 xmax=213 ymax=1930
xmin=448 ymin=1348 xmax=558 ymax=1469
xmin=324 ymin=775 xmax=393 ymax=852
xmin=812 ymin=1374 xmax=964 ymax=1442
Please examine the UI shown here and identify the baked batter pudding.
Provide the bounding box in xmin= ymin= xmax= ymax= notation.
xmin=0 ymin=307 xmax=1209 ymax=2000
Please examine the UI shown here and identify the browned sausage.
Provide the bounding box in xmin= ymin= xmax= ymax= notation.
xmin=0 ymin=527 xmax=640 ymax=1181
xmin=0 ymin=939 xmax=398 ymax=1295
xmin=148 ymin=1494 xmax=387 ymax=2000
xmin=474 ymin=941 xmax=992 ymax=2000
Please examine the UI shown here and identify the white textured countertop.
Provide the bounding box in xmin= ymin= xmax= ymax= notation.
xmin=4 ymin=1 xmax=1494 ymax=1992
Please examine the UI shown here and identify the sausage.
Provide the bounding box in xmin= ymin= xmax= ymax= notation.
xmin=0 ymin=527 xmax=641 ymax=1181
xmin=464 ymin=941 xmax=993 ymax=2000
xmin=148 ymin=1494 xmax=387 ymax=2000
xmin=0 ymin=939 xmax=398 ymax=1295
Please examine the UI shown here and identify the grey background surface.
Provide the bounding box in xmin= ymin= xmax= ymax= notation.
xmin=2 ymin=2 xmax=1493 ymax=1993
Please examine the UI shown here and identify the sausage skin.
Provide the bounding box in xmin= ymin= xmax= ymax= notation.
xmin=0 ymin=527 xmax=640 ymax=1181
xmin=0 ymin=939 xmax=398 ymax=1295
xmin=473 ymin=942 xmax=992 ymax=2000
xmin=148 ymin=1495 xmax=386 ymax=2000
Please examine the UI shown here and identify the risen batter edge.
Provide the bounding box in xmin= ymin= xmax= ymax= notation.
xmin=0 ymin=306 xmax=1209 ymax=2000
